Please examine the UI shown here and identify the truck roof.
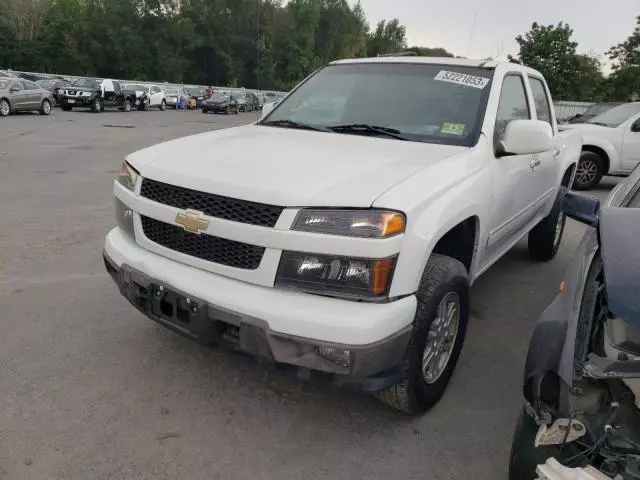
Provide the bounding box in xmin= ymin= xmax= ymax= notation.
xmin=329 ymin=56 xmax=541 ymax=75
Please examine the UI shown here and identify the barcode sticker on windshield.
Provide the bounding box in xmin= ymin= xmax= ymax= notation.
xmin=434 ymin=70 xmax=490 ymax=89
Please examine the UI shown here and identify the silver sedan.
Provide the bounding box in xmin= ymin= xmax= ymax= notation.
xmin=0 ymin=78 xmax=54 ymax=117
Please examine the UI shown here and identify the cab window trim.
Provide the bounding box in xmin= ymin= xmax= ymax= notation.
xmin=527 ymin=74 xmax=554 ymax=131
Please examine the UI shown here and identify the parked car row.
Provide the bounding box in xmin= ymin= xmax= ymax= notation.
xmin=0 ymin=68 xmax=288 ymax=117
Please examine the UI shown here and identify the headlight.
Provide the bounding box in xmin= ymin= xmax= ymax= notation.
xmin=116 ymin=161 xmax=139 ymax=191
xmin=293 ymin=209 xmax=405 ymax=238
xmin=276 ymin=252 xmax=396 ymax=298
xmin=114 ymin=198 xmax=135 ymax=238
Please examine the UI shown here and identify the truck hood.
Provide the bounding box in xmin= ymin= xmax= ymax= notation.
xmin=127 ymin=125 xmax=467 ymax=207
xmin=559 ymin=123 xmax=615 ymax=133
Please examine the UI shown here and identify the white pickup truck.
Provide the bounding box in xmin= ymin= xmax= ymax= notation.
xmin=103 ymin=57 xmax=580 ymax=414
xmin=560 ymin=102 xmax=640 ymax=190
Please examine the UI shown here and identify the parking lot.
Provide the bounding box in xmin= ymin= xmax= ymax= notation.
xmin=0 ymin=110 xmax=617 ymax=480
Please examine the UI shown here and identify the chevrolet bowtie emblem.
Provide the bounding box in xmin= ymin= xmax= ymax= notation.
xmin=175 ymin=211 xmax=209 ymax=234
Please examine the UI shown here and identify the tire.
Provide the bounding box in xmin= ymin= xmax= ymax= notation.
xmin=90 ymin=97 xmax=103 ymax=113
xmin=123 ymin=99 xmax=132 ymax=112
xmin=226 ymin=105 xmax=230 ymax=115
xmin=573 ymin=151 xmax=604 ymax=191
xmin=0 ymin=98 xmax=10 ymax=117
xmin=375 ymin=254 xmax=470 ymax=414
xmin=143 ymin=100 xmax=150 ymax=111
xmin=202 ymin=106 xmax=207 ymax=114
xmin=528 ymin=186 xmax=567 ymax=262
xmin=160 ymin=100 xmax=166 ymax=111
xmin=508 ymin=408 xmax=582 ymax=480
xmin=39 ymin=99 xmax=52 ymax=116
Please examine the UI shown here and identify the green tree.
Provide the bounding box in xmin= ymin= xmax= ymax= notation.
xmin=510 ymin=22 xmax=580 ymax=100
xmin=0 ymin=0 xmax=411 ymax=90
xmin=365 ymin=19 xmax=406 ymax=57
xmin=607 ymin=16 xmax=640 ymax=101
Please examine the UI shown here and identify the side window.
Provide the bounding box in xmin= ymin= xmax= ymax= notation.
xmin=529 ymin=77 xmax=552 ymax=127
xmin=22 ymin=80 xmax=36 ymax=90
xmin=494 ymin=75 xmax=531 ymax=147
xmin=113 ymin=81 xmax=122 ymax=94
xmin=152 ymin=87 xmax=160 ymax=94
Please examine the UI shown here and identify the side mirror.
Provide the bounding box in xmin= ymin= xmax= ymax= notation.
xmin=574 ymin=113 xmax=583 ymax=119
xmin=563 ymin=191 xmax=600 ymax=227
xmin=261 ymin=102 xmax=276 ymax=119
xmin=10 ymin=86 xmax=21 ymax=92
xmin=631 ymin=120 xmax=640 ymax=132
xmin=499 ymin=120 xmax=553 ymax=156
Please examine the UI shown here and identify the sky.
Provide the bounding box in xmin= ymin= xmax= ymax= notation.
xmin=351 ymin=0 xmax=640 ymax=70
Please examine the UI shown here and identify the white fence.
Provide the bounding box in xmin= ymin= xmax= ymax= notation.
xmin=554 ymin=101 xmax=594 ymax=122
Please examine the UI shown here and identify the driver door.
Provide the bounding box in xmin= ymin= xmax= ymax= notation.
xmin=620 ymin=113 xmax=640 ymax=172
xmin=486 ymin=73 xmax=543 ymax=257
xmin=9 ymin=81 xmax=29 ymax=109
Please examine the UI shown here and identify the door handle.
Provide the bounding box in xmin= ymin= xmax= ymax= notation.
xmin=553 ymin=147 xmax=561 ymax=158
xmin=530 ymin=158 xmax=541 ymax=170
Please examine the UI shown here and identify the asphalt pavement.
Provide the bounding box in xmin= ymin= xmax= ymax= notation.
xmin=0 ymin=109 xmax=617 ymax=480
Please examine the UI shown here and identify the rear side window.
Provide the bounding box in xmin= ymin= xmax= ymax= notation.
xmin=494 ymin=74 xmax=530 ymax=146
xmin=529 ymin=77 xmax=552 ymax=126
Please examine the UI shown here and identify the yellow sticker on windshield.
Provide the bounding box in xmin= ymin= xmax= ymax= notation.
xmin=441 ymin=122 xmax=465 ymax=136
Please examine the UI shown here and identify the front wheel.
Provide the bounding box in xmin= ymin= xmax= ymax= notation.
xmin=573 ymin=151 xmax=604 ymax=190
xmin=122 ymin=99 xmax=132 ymax=112
xmin=375 ymin=254 xmax=470 ymax=414
xmin=0 ymin=98 xmax=11 ymax=117
xmin=90 ymin=97 xmax=103 ymax=113
xmin=508 ymin=408 xmax=582 ymax=480
xmin=528 ymin=186 xmax=567 ymax=262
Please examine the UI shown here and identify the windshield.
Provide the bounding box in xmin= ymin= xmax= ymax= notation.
xmin=165 ymin=89 xmax=179 ymax=95
xmin=73 ymin=78 xmax=100 ymax=89
xmin=211 ymin=94 xmax=229 ymax=101
xmin=126 ymin=84 xmax=145 ymax=91
xmin=587 ymin=103 xmax=640 ymax=127
xmin=261 ymin=63 xmax=493 ymax=146
xmin=583 ymin=103 xmax=619 ymax=117
xmin=37 ymin=80 xmax=56 ymax=88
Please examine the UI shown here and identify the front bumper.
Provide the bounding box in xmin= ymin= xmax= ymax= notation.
xmin=103 ymin=228 xmax=416 ymax=391
xmin=59 ymin=95 xmax=93 ymax=106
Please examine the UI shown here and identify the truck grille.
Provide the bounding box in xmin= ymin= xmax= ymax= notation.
xmin=141 ymin=216 xmax=265 ymax=270
xmin=140 ymin=178 xmax=283 ymax=228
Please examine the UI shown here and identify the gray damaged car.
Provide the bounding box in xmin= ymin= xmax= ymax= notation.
xmin=509 ymin=165 xmax=640 ymax=479
xmin=0 ymin=78 xmax=54 ymax=117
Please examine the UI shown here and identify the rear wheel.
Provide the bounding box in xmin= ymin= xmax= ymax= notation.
xmin=574 ymin=151 xmax=604 ymax=190
xmin=375 ymin=254 xmax=470 ymax=414
xmin=226 ymin=105 xmax=230 ymax=115
xmin=0 ymin=98 xmax=10 ymax=117
xmin=39 ymin=99 xmax=52 ymax=116
xmin=528 ymin=186 xmax=567 ymax=262
xmin=122 ymin=99 xmax=132 ymax=112
xmin=160 ymin=99 xmax=166 ymax=111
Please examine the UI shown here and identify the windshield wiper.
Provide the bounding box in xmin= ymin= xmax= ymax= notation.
xmin=329 ymin=124 xmax=411 ymax=141
xmin=261 ymin=119 xmax=331 ymax=133
xmin=586 ymin=121 xmax=610 ymax=127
